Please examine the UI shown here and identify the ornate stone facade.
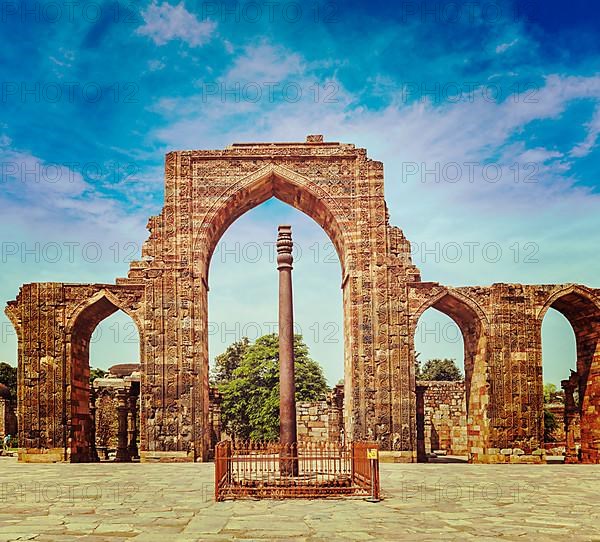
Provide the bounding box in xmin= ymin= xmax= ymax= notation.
xmin=6 ymin=136 xmax=600 ymax=463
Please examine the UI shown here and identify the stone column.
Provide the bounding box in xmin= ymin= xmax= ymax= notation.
xmin=88 ymin=388 xmax=99 ymax=462
xmin=277 ymin=225 xmax=298 ymax=475
xmin=416 ymin=384 xmax=427 ymax=462
xmin=127 ymin=393 xmax=139 ymax=460
xmin=562 ymin=374 xmax=580 ymax=464
xmin=115 ymin=388 xmax=131 ymax=462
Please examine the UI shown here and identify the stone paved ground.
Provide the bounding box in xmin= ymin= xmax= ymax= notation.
xmin=0 ymin=456 xmax=599 ymax=541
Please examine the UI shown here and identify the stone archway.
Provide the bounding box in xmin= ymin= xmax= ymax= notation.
xmin=66 ymin=290 xmax=142 ymax=462
xmin=411 ymin=289 xmax=490 ymax=462
xmin=135 ymin=138 xmax=421 ymax=461
xmin=8 ymin=136 xmax=599 ymax=464
xmin=537 ymin=286 xmax=600 ymax=463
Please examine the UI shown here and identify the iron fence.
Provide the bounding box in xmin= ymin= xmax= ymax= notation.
xmin=215 ymin=440 xmax=380 ymax=501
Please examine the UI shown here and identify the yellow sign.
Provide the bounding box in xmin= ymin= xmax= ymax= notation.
xmin=367 ymin=448 xmax=378 ymax=460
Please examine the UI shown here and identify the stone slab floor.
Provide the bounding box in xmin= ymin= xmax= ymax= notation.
xmin=0 ymin=456 xmax=599 ymax=541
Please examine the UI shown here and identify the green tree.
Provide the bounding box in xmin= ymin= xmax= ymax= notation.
xmin=0 ymin=362 xmax=17 ymax=400
xmin=89 ymin=367 xmax=107 ymax=384
xmin=543 ymin=382 xmax=564 ymax=443
xmin=543 ymin=382 xmax=564 ymax=404
xmin=415 ymin=352 xmax=422 ymax=380
xmin=218 ymin=334 xmax=329 ymax=441
xmin=419 ymin=358 xmax=463 ymax=381
xmin=211 ymin=337 xmax=249 ymax=385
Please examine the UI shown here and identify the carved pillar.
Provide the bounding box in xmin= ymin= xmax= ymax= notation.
xmin=416 ymin=384 xmax=427 ymax=462
xmin=562 ymin=373 xmax=580 ymax=464
xmin=277 ymin=225 xmax=298 ymax=476
xmin=88 ymin=387 xmax=99 ymax=462
xmin=115 ymin=388 xmax=131 ymax=462
xmin=127 ymin=393 xmax=139 ymax=460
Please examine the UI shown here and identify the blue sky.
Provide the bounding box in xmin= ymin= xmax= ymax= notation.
xmin=1 ymin=0 xmax=599 ymax=386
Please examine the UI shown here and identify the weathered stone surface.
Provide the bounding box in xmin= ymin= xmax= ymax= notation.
xmin=5 ymin=136 xmax=600 ymax=463
xmin=1 ymin=459 xmax=600 ymax=539
xmin=417 ymin=381 xmax=467 ymax=456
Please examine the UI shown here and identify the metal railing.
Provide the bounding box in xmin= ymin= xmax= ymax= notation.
xmin=215 ymin=440 xmax=380 ymax=501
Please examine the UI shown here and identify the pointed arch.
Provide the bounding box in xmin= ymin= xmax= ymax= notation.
xmin=67 ymin=288 xmax=142 ymax=338
xmin=66 ymin=288 xmax=142 ymax=462
xmin=537 ymin=284 xmax=600 ymax=463
xmin=412 ymin=289 xmax=489 ymax=331
xmin=193 ymin=164 xmax=351 ymax=279
xmin=412 ymin=288 xmax=490 ymax=462
xmin=537 ymin=284 xmax=600 ymax=324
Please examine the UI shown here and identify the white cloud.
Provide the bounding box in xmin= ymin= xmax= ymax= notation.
xmin=223 ymin=42 xmax=304 ymax=83
xmin=148 ymin=59 xmax=166 ymax=71
xmin=496 ymin=38 xmax=519 ymax=54
xmin=145 ymin=60 xmax=600 ymax=290
xmin=570 ymin=106 xmax=600 ymax=157
xmin=136 ymin=1 xmax=216 ymax=47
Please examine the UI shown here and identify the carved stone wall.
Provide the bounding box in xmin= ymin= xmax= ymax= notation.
xmin=408 ymin=282 xmax=600 ymax=462
xmin=6 ymin=284 xmax=144 ymax=462
xmin=6 ymin=136 xmax=600 ymax=463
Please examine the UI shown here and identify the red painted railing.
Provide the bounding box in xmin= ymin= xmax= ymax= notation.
xmin=214 ymin=440 xmax=380 ymax=501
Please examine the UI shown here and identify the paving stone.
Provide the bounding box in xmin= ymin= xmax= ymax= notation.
xmin=0 ymin=460 xmax=598 ymax=540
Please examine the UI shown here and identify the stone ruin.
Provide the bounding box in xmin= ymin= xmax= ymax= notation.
xmin=5 ymin=136 xmax=600 ymax=463
xmin=0 ymin=383 xmax=17 ymax=445
xmin=91 ymin=364 xmax=140 ymax=462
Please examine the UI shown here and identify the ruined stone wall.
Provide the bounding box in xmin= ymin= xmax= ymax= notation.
xmin=6 ymin=137 xmax=600 ymax=464
xmin=5 ymin=283 xmax=143 ymax=462
xmin=409 ymin=282 xmax=600 ymax=462
xmin=296 ymin=398 xmax=344 ymax=444
xmin=123 ymin=137 xmax=421 ymax=460
xmin=417 ymin=381 xmax=467 ymax=456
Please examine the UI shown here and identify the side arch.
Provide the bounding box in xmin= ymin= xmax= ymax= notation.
xmin=537 ymin=285 xmax=600 ymax=463
xmin=412 ymin=288 xmax=490 ymax=331
xmin=537 ymin=284 xmax=600 ymax=323
xmin=66 ymin=289 xmax=143 ymax=462
xmin=66 ymin=288 xmax=143 ymax=337
xmin=411 ymin=289 xmax=490 ymax=462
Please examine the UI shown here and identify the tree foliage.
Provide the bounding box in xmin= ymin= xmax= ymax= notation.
xmin=218 ymin=334 xmax=329 ymax=441
xmin=89 ymin=367 xmax=107 ymax=384
xmin=543 ymin=382 xmax=564 ymax=404
xmin=418 ymin=358 xmax=463 ymax=381
xmin=211 ymin=337 xmax=249 ymax=385
xmin=543 ymin=383 xmax=564 ymax=443
xmin=0 ymin=362 xmax=17 ymax=400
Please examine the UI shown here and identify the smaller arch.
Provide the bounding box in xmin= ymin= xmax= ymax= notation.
xmin=537 ymin=284 xmax=600 ymax=463
xmin=66 ymin=288 xmax=142 ymax=463
xmin=412 ymin=288 xmax=490 ymax=462
xmin=537 ymin=284 xmax=600 ymax=324
xmin=412 ymin=289 xmax=489 ymax=331
xmin=67 ymin=289 xmax=142 ymax=339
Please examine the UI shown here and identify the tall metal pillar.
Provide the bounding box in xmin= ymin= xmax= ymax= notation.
xmin=277 ymin=225 xmax=298 ymax=475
